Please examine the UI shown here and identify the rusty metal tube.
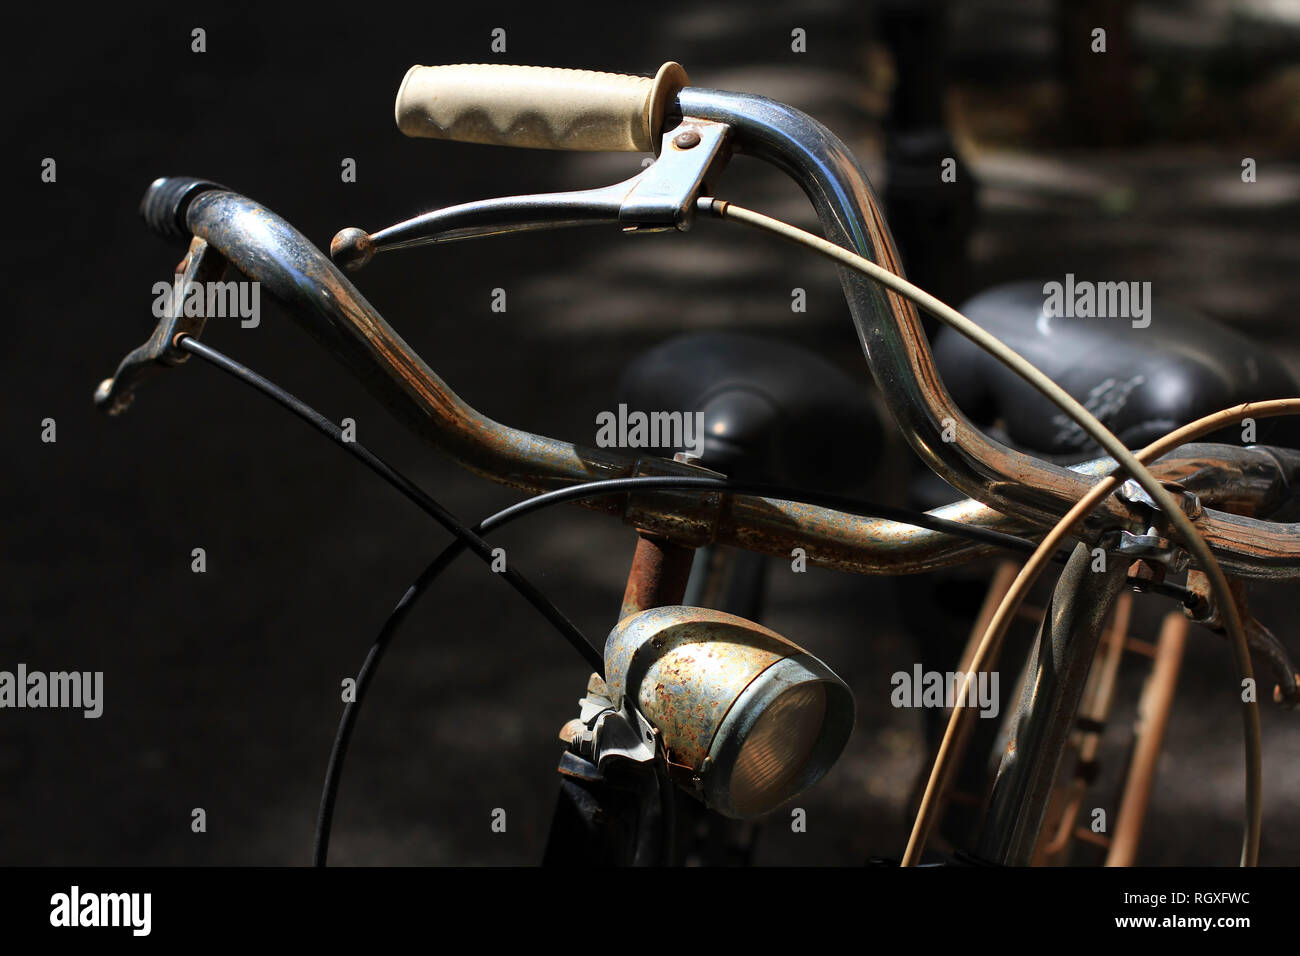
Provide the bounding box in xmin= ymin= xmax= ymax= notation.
xmin=679 ymin=86 xmax=1115 ymax=527
xmin=184 ymin=188 xmax=635 ymax=506
xmin=179 ymin=188 xmax=1300 ymax=578
xmin=1105 ymin=613 xmax=1188 ymax=867
xmin=619 ymin=533 xmax=696 ymax=619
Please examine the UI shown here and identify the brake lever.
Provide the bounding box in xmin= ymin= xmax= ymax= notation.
xmin=94 ymin=235 xmax=228 ymax=415
xmin=1184 ymin=568 xmax=1300 ymax=707
xmin=330 ymin=117 xmax=731 ymax=272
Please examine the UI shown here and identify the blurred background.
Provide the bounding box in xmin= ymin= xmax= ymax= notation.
xmin=4 ymin=0 xmax=1300 ymax=865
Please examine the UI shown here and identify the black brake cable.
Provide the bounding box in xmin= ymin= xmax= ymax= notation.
xmin=176 ymin=335 xmax=602 ymax=671
xmin=170 ymin=334 xmax=1192 ymax=864
xmin=309 ymin=473 xmax=1194 ymax=865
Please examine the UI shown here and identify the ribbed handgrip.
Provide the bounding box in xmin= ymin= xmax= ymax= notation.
xmin=394 ymin=62 xmax=689 ymax=152
xmin=139 ymin=176 xmax=229 ymax=242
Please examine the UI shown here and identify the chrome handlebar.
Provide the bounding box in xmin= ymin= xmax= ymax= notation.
xmin=102 ymin=84 xmax=1300 ymax=579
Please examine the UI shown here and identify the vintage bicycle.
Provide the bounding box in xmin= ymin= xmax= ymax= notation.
xmin=95 ymin=62 xmax=1300 ymax=866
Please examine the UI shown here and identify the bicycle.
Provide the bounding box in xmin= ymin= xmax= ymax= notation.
xmin=95 ymin=61 xmax=1300 ymax=867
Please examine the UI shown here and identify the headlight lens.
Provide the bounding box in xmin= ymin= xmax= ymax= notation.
xmin=730 ymin=682 xmax=827 ymax=818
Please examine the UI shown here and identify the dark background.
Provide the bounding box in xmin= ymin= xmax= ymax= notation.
xmin=5 ymin=0 xmax=1300 ymax=865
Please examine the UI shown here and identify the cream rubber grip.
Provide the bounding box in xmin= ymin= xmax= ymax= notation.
xmin=395 ymin=62 xmax=689 ymax=152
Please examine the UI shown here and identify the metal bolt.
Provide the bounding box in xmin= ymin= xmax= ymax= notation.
xmin=1127 ymin=559 xmax=1165 ymax=586
xmin=673 ymin=129 xmax=701 ymax=150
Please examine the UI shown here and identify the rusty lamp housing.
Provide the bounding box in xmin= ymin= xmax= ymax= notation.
xmin=603 ymin=606 xmax=855 ymax=819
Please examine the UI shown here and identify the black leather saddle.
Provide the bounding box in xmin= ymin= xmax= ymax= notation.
xmin=934 ymin=280 xmax=1300 ymax=460
xmin=616 ymin=332 xmax=880 ymax=493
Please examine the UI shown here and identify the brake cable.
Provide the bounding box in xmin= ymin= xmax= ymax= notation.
xmin=307 ymin=470 xmax=1197 ymax=866
xmin=176 ymin=313 xmax=1205 ymax=866
xmin=702 ymin=198 xmax=1273 ymax=866
xmin=176 ymin=335 xmax=603 ymax=671
xmin=170 ymin=334 xmax=1057 ymax=862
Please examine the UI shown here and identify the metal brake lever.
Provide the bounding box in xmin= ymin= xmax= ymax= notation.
xmin=93 ymin=235 xmax=228 ymax=415
xmin=1184 ymin=568 xmax=1300 ymax=707
xmin=329 ymin=117 xmax=731 ymax=272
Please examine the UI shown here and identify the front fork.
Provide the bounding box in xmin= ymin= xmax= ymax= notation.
xmin=977 ymin=542 xmax=1130 ymax=864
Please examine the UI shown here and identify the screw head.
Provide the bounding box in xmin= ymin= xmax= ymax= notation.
xmin=673 ymin=129 xmax=701 ymax=149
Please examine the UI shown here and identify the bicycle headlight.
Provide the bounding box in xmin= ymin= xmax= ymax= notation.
xmin=604 ymin=606 xmax=854 ymax=819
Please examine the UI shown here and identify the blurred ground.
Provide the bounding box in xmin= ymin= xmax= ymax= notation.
xmin=4 ymin=0 xmax=1300 ymax=866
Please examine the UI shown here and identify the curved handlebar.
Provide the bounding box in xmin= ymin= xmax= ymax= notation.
xmin=134 ymin=177 xmax=1300 ymax=580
